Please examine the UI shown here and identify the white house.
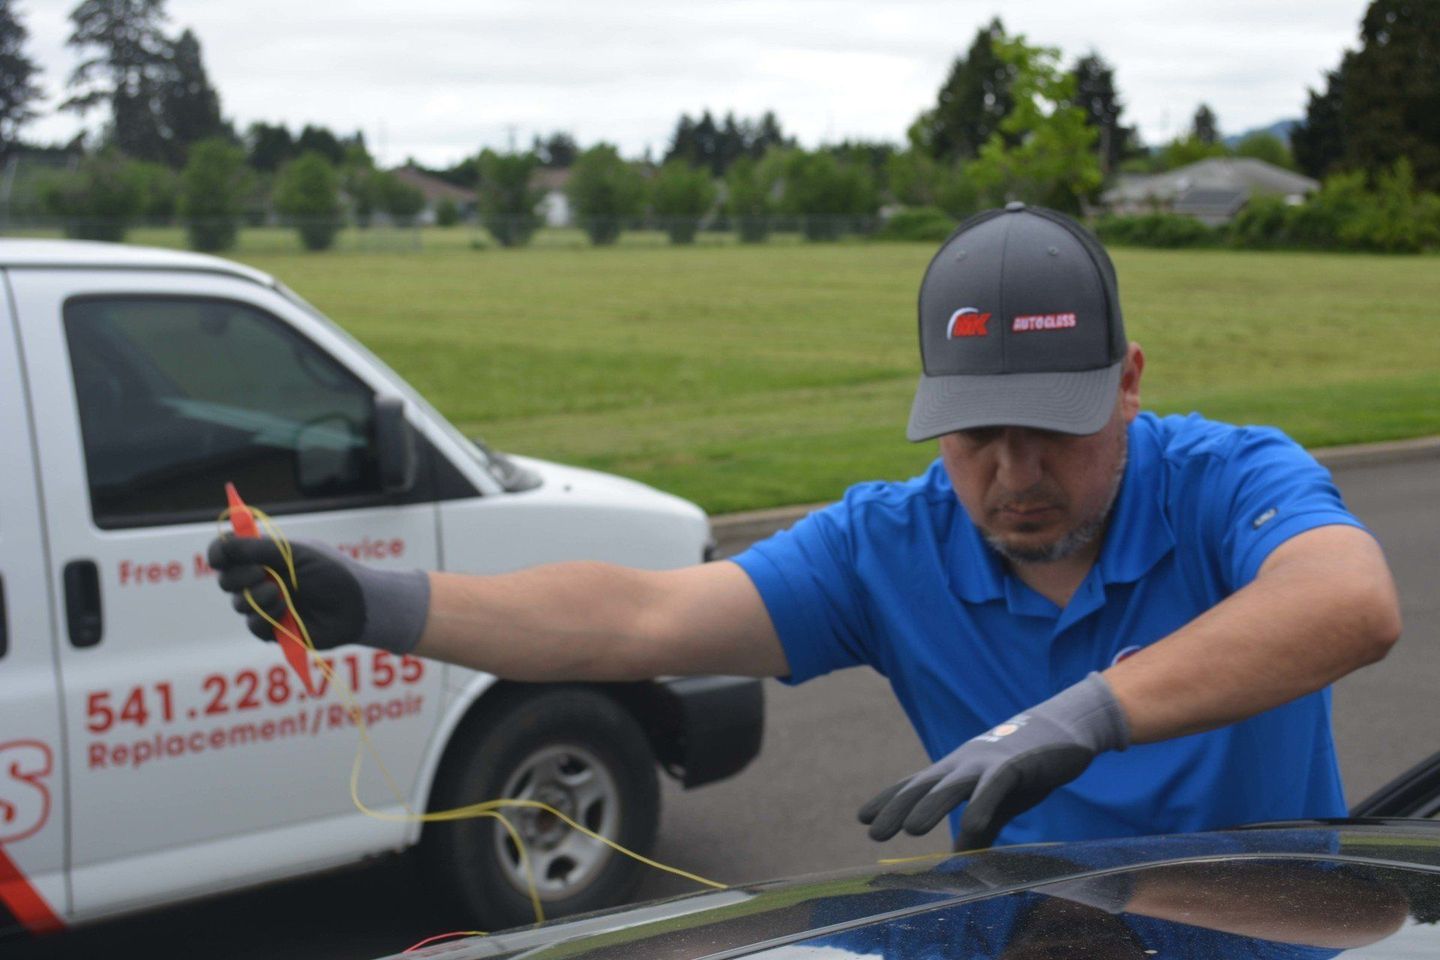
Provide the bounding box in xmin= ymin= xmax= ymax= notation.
xmin=1101 ymin=158 xmax=1320 ymax=226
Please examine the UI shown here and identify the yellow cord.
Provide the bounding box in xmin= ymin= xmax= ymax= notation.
xmin=221 ymin=506 xmax=727 ymax=930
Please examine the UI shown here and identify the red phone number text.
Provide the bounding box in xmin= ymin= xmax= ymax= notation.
xmin=86 ymin=652 xmax=425 ymax=734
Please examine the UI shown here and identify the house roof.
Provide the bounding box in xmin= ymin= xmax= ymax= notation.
xmin=1102 ymin=157 xmax=1319 ymax=205
xmin=531 ymin=167 xmax=573 ymax=192
xmin=1171 ymin=187 xmax=1249 ymax=220
xmin=391 ymin=166 xmax=477 ymax=204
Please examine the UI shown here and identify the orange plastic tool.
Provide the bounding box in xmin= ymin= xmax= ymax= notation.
xmin=225 ymin=483 xmax=318 ymax=696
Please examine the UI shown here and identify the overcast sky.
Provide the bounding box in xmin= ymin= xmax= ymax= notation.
xmin=16 ymin=0 xmax=1367 ymax=168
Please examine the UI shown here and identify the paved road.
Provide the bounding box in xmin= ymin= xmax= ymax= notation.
xmin=15 ymin=452 xmax=1438 ymax=959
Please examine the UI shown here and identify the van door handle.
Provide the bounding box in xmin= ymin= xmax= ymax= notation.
xmin=0 ymin=575 xmax=7 ymax=659
xmin=64 ymin=560 xmax=103 ymax=648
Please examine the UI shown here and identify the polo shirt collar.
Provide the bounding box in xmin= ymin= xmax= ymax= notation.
xmin=1097 ymin=417 xmax=1175 ymax=586
xmin=946 ymin=417 xmax=1175 ymax=604
xmin=948 ymin=503 xmax=1007 ymax=604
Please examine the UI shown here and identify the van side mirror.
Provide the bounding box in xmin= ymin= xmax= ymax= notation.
xmin=375 ymin=396 xmax=417 ymax=494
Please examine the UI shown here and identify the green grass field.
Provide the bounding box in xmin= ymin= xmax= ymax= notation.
xmin=142 ymin=233 xmax=1440 ymax=514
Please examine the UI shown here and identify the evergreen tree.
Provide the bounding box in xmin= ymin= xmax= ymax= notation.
xmin=1291 ymin=1 xmax=1439 ymax=190
xmin=1069 ymin=53 xmax=1134 ymax=174
xmin=295 ymin=124 xmax=344 ymax=167
xmin=1191 ymin=103 xmax=1220 ymax=145
xmin=691 ymin=110 xmax=719 ymax=175
xmin=161 ymin=28 xmax=226 ymax=164
xmin=665 ymin=114 xmax=697 ymax=168
xmin=912 ymin=19 xmax=1015 ymax=161
xmin=63 ymin=0 xmax=174 ymax=163
xmin=0 ymin=0 xmax=44 ymax=158
xmin=532 ymin=131 xmax=577 ymax=168
xmin=1292 ymin=63 xmax=1348 ymax=180
xmin=246 ymin=121 xmax=294 ymax=172
xmin=1341 ymin=0 xmax=1440 ymax=191
xmin=665 ymin=110 xmax=790 ymax=176
xmin=749 ymin=111 xmax=790 ymax=158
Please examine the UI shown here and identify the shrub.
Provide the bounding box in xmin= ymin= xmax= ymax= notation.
xmin=875 ymin=206 xmax=957 ymax=243
xmin=132 ymin=161 xmax=179 ymax=224
xmin=1234 ymin=132 xmax=1295 ymax=170
xmin=179 ymin=138 xmax=249 ymax=252
xmin=345 ymin=165 xmax=377 ymax=228
xmin=1339 ymin=159 xmax=1439 ymax=253
xmin=778 ymin=150 xmax=879 ymax=241
xmin=41 ymin=151 xmax=145 ymax=242
xmin=886 ymin=152 xmax=980 ymax=220
xmin=650 ymin=160 xmax=717 ymax=244
xmin=1281 ymin=187 xmax=1351 ymax=249
xmin=435 ymin=197 xmax=460 ymax=227
xmin=725 ymin=156 xmax=774 ymax=243
xmin=477 ymin=150 xmax=544 ymax=247
xmin=1227 ymin=162 xmax=1440 ymax=253
xmin=373 ymin=171 xmax=426 ymax=227
xmin=1094 ymin=212 xmax=1216 ymax=248
xmin=567 ymin=145 xmax=647 ymax=246
xmin=274 ymin=152 xmax=343 ymax=251
xmin=1227 ymin=195 xmax=1294 ymax=249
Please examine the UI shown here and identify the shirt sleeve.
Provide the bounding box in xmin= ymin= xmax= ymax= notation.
xmin=729 ymin=493 xmax=878 ymax=685
xmin=1198 ymin=426 xmax=1367 ymax=589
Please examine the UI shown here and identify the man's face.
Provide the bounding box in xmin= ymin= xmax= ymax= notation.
xmin=938 ymin=345 xmax=1144 ymax=566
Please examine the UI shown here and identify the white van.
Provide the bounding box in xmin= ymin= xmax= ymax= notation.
xmin=0 ymin=239 xmax=763 ymax=939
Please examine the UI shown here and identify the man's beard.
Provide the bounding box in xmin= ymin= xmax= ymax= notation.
xmin=982 ymin=438 xmax=1129 ymax=566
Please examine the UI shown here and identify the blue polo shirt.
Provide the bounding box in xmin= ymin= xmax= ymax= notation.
xmin=732 ymin=412 xmax=1362 ymax=845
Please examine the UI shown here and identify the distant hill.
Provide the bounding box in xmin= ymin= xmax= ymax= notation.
xmin=1224 ymin=118 xmax=1301 ymax=148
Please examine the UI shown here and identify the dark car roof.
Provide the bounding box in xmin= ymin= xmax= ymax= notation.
xmin=393 ymin=821 xmax=1440 ymax=960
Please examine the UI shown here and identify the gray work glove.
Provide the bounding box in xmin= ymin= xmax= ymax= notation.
xmin=858 ymin=672 xmax=1130 ymax=849
xmin=208 ymin=536 xmax=430 ymax=653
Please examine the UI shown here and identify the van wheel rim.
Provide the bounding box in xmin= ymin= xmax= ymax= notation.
xmin=493 ymin=744 xmax=621 ymax=899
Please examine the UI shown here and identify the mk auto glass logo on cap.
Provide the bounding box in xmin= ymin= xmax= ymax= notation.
xmin=1012 ymin=313 xmax=1077 ymax=333
xmin=947 ymin=307 xmax=991 ymax=339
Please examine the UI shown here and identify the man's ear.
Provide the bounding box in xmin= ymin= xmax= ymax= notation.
xmin=1120 ymin=342 xmax=1144 ymax=422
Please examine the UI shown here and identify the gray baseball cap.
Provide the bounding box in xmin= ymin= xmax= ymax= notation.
xmin=906 ymin=202 xmax=1127 ymax=442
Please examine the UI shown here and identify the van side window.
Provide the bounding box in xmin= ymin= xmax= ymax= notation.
xmin=64 ymin=297 xmax=382 ymax=528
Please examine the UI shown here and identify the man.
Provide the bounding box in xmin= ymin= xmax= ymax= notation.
xmin=210 ymin=203 xmax=1401 ymax=851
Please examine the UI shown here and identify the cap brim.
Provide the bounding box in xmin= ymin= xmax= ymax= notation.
xmin=906 ymin=361 xmax=1123 ymax=441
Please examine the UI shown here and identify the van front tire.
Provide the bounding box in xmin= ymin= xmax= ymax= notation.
xmin=421 ymin=686 xmax=660 ymax=931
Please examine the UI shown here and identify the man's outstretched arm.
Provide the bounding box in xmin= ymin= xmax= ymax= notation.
xmin=1105 ymin=524 xmax=1401 ymax=743
xmin=416 ymin=560 xmax=790 ymax=680
xmin=208 ymin=535 xmax=789 ymax=681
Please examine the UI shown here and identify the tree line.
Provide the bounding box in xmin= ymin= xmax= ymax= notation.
xmin=2 ymin=0 xmax=1435 ymax=252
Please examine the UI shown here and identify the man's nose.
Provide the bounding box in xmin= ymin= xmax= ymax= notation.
xmin=995 ymin=428 xmax=1045 ymax=490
